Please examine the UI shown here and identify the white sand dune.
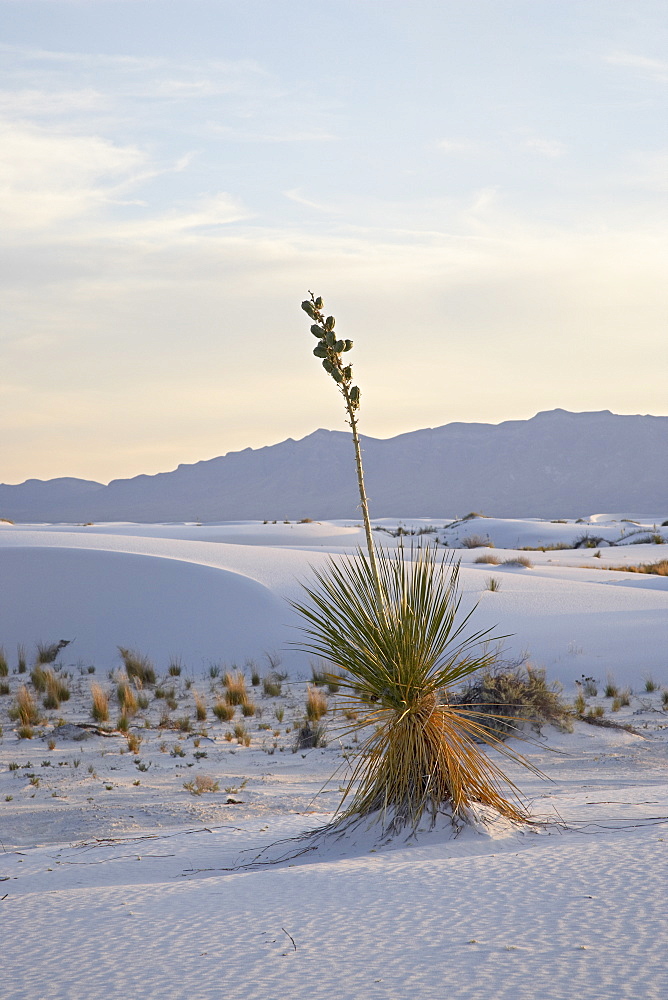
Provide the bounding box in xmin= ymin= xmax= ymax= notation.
xmin=1 ymin=517 xmax=667 ymax=999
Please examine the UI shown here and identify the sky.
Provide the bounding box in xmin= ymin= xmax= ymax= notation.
xmin=1 ymin=0 xmax=666 ymax=484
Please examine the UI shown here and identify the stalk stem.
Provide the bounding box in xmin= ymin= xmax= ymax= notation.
xmin=342 ymin=384 xmax=382 ymax=605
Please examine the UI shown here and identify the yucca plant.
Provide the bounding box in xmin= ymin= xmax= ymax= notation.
xmin=296 ymin=293 xmax=538 ymax=832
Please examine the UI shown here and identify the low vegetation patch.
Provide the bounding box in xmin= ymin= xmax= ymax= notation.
xmin=454 ymin=664 xmax=572 ymax=739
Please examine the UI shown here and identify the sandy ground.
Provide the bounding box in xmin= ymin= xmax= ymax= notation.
xmin=1 ymin=516 xmax=667 ymax=999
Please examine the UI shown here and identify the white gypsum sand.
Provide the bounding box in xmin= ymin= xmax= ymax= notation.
xmin=0 ymin=516 xmax=667 ymax=1000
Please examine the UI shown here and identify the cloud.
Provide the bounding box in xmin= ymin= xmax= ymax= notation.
xmin=0 ymin=119 xmax=147 ymax=230
xmin=283 ymin=189 xmax=339 ymax=212
xmin=436 ymin=138 xmax=478 ymax=154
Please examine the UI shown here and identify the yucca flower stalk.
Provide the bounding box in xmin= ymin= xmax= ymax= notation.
xmin=297 ymin=293 xmax=536 ymax=831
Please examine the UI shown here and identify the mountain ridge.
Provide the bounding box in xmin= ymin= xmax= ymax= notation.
xmin=1 ymin=410 xmax=666 ymax=522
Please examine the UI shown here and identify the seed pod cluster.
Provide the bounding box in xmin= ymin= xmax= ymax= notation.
xmin=301 ymin=293 xmax=361 ymax=411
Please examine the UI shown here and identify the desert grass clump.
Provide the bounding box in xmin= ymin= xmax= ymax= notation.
xmin=118 ymin=647 xmax=156 ymax=685
xmin=30 ymin=665 xmax=49 ymax=692
xmin=17 ymin=724 xmax=34 ymax=739
xmin=644 ymin=676 xmax=657 ymax=693
xmin=305 ymin=686 xmax=328 ymax=721
xmin=262 ymin=674 xmax=282 ymax=697
xmin=194 ymin=693 xmax=207 ymax=721
xmin=117 ymin=713 xmax=130 ymax=732
xmin=127 ymin=732 xmax=142 ymax=753
xmin=485 ymin=576 xmax=501 ymax=592
xmin=17 ymin=644 xmax=27 ymax=673
xmin=573 ymin=692 xmax=586 ymax=715
xmin=604 ymin=678 xmax=619 ymax=698
xmin=168 ymin=658 xmax=182 ymax=677
xmin=212 ymin=700 xmax=234 ymax=721
xmin=502 ymin=556 xmax=533 ymax=568
xmin=42 ymin=671 xmax=70 ymax=710
xmin=116 ymin=680 xmax=138 ymax=716
xmin=0 ymin=681 xmax=9 ymax=696
xmin=461 ymin=534 xmax=493 ymax=549
xmin=240 ymin=701 xmax=256 ymax=718
xmin=297 ymin=292 xmax=539 ymax=833
xmin=474 ymin=554 xmax=501 ymax=565
xmin=10 ymin=685 xmax=41 ymax=726
xmin=223 ymin=670 xmax=248 ymax=706
xmin=0 ymin=647 xmax=8 ymax=677
xmin=90 ymin=683 xmax=109 ymax=722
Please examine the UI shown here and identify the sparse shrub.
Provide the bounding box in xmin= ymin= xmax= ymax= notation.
xmin=224 ymin=671 xmax=248 ymax=706
xmin=194 ymin=693 xmax=207 ymax=721
xmin=620 ymin=689 xmax=631 ymax=707
xmin=213 ymin=700 xmax=234 ymax=721
xmin=294 ymin=720 xmax=327 ymax=750
xmin=474 ymin=554 xmax=501 ymax=565
xmin=184 ymin=775 xmax=219 ymax=795
xmin=455 ymin=665 xmax=572 ymax=739
xmin=604 ymin=678 xmax=619 ymax=698
xmin=248 ymin=661 xmax=261 ymax=686
xmin=168 ymin=658 xmax=182 ymax=677
xmin=502 ymin=556 xmax=533 ymax=569
xmin=17 ymin=725 xmax=34 ymax=739
xmin=137 ymin=693 xmax=149 ymax=710
xmin=0 ymin=647 xmax=8 ymax=677
xmin=171 ymin=743 xmax=186 ymax=757
xmin=16 ymin=644 xmax=26 ymax=674
xmin=644 ymin=676 xmax=657 ymax=693
xmin=176 ymin=715 xmax=192 ymax=732
xmin=275 ymin=706 xmax=285 ymax=723
xmin=582 ymin=677 xmax=598 ymax=697
xmin=662 ymin=691 xmax=668 ymax=708
xmin=241 ymin=701 xmax=256 ymax=717
xmin=117 ymin=713 xmax=129 ymax=732
xmin=165 ymin=696 xmax=178 ymax=711
xmin=574 ymin=692 xmax=586 ymax=715
xmin=461 ymin=534 xmax=492 ymax=549
xmin=118 ymin=647 xmax=156 ymax=685
xmin=35 ymin=639 xmax=70 ymax=665
xmin=306 ymin=686 xmax=328 ymax=721
xmin=611 ymin=697 xmax=622 ymax=712
xmin=587 ymin=705 xmax=605 ymax=719
xmin=0 ymin=682 xmax=9 ymax=696
xmin=485 ymin=577 xmax=501 ymax=592
xmin=262 ymin=674 xmax=282 ymax=697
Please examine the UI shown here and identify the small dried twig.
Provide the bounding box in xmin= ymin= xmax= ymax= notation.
xmin=282 ymin=927 xmax=297 ymax=951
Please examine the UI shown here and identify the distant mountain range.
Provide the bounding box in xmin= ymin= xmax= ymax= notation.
xmin=2 ymin=410 xmax=666 ymax=522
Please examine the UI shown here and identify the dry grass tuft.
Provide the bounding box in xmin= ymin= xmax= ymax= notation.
xmin=455 ymin=664 xmax=572 ymax=739
xmin=90 ymin=683 xmax=109 ymax=722
xmin=118 ymin=647 xmax=156 ymax=685
xmin=502 ymin=556 xmax=533 ymax=568
xmin=474 ymin=554 xmax=501 ymax=565
xmin=305 ymin=686 xmax=328 ymax=720
xmin=193 ymin=693 xmax=207 ymax=721
xmin=10 ymin=685 xmax=41 ymax=726
xmin=116 ymin=680 xmax=138 ymax=716
xmin=212 ymin=700 xmax=234 ymax=721
xmin=461 ymin=535 xmax=493 ymax=549
xmin=224 ymin=670 xmax=248 ymax=706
